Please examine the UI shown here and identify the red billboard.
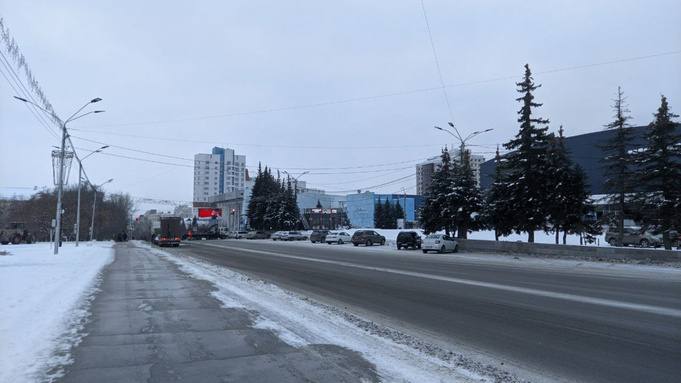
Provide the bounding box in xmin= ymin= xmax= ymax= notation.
xmin=197 ymin=208 xmax=222 ymax=218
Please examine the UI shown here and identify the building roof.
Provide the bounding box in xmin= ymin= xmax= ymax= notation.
xmin=479 ymin=124 xmax=680 ymax=195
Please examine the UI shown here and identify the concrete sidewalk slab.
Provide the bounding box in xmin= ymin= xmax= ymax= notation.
xmin=57 ymin=242 xmax=377 ymax=383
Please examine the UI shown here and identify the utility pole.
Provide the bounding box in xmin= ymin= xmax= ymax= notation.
xmin=54 ymin=122 xmax=68 ymax=254
xmin=13 ymin=96 xmax=104 ymax=254
xmin=75 ymin=145 xmax=108 ymax=246
xmin=89 ymin=178 xmax=114 ymax=241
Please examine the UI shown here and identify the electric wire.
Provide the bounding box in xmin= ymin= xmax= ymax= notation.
xmin=70 ymin=51 xmax=681 ymax=130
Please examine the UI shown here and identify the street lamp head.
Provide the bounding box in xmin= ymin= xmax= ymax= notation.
xmin=106 ymin=178 xmax=114 ymax=183
xmin=447 ymin=121 xmax=455 ymax=128
xmin=90 ymin=97 xmax=102 ymax=103
xmin=13 ymin=96 xmax=29 ymax=102
xmin=434 ymin=126 xmax=443 ymax=131
xmin=101 ymin=145 xmax=110 ymax=149
xmin=93 ymin=110 xmax=105 ymax=113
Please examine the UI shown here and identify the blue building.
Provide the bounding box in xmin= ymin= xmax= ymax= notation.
xmin=345 ymin=192 xmax=424 ymax=228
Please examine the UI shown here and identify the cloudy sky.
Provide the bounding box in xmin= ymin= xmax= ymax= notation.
xmin=1 ymin=0 xmax=680 ymax=206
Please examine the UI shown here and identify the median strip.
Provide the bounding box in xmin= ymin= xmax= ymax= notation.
xmin=197 ymin=242 xmax=681 ymax=319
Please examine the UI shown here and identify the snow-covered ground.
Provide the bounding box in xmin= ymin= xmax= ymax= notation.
xmin=143 ymin=242 xmax=515 ymax=383
xmin=0 ymin=242 xmax=114 ymax=383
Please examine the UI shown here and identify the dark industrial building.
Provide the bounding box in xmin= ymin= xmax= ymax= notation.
xmin=479 ymin=124 xmax=680 ymax=195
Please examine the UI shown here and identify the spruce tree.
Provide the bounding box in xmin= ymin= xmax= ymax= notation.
xmin=449 ymin=149 xmax=484 ymax=238
xmin=501 ymin=64 xmax=552 ymax=242
xmin=484 ymin=146 xmax=513 ymax=240
xmin=545 ymin=126 xmax=575 ymax=243
xmin=563 ymin=165 xmax=602 ymax=245
xmin=420 ymin=148 xmax=455 ymax=235
xmin=636 ymin=95 xmax=681 ymax=249
xmin=383 ymin=198 xmax=395 ymax=229
xmin=394 ymin=200 xmax=405 ymax=221
xmin=374 ymin=197 xmax=384 ymax=228
xmin=600 ymin=87 xmax=635 ymax=246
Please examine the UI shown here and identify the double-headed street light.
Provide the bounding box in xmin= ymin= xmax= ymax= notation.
xmin=14 ymin=96 xmax=104 ymax=254
xmin=434 ymin=122 xmax=494 ymax=163
xmin=75 ymin=145 xmax=109 ymax=246
xmin=282 ymin=170 xmax=309 ymax=196
xmin=89 ymin=178 xmax=114 ymax=241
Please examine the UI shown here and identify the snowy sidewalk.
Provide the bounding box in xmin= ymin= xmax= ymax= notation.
xmin=0 ymin=241 xmax=114 ymax=383
xmin=56 ymin=242 xmax=376 ymax=383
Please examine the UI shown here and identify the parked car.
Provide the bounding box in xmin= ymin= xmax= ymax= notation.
xmin=234 ymin=231 xmax=249 ymax=239
xmin=605 ymin=226 xmax=663 ymax=247
xmin=325 ymin=231 xmax=352 ymax=244
xmin=271 ymin=231 xmax=288 ymax=241
xmin=351 ymin=230 xmax=385 ymax=246
xmin=246 ymin=230 xmax=270 ymax=240
xmin=285 ymin=231 xmax=307 ymax=241
xmin=422 ymin=234 xmax=458 ymax=253
xmin=396 ymin=231 xmax=422 ymax=250
xmin=309 ymin=230 xmax=329 ymax=243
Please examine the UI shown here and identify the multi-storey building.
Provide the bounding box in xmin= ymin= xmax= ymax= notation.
xmin=193 ymin=147 xmax=246 ymax=204
xmin=416 ymin=150 xmax=485 ymax=195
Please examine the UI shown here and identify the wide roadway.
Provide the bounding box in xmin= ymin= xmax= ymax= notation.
xmin=166 ymin=239 xmax=681 ymax=383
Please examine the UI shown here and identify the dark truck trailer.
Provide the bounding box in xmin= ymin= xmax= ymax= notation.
xmin=158 ymin=216 xmax=184 ymax=247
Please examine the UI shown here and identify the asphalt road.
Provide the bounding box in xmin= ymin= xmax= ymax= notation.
xmin=169 ymin=239 xmax=681 ymax=383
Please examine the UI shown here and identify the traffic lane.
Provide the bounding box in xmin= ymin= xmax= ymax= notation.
xmin=191 ymin=240 xmax=681 ymax=312
xmin=173 ymin=242 xmax=681 ymax=383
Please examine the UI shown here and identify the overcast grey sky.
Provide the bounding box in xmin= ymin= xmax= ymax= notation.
xmin=1 ymin=0 xmax=680 ymax=205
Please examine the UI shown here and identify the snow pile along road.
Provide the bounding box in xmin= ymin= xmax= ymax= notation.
xmin=0 ymin=242 xmax=114 ymax=383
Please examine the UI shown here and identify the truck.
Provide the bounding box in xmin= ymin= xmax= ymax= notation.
xmin=156 ymin=216 xmax=184 ymax=247
xmin=186 ymin=216 xmax=220 ymax=240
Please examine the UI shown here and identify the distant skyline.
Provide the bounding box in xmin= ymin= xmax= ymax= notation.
xmin=1 ymin=0 xmax=680 ymax=204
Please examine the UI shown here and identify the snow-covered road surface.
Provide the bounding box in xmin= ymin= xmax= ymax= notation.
xmin=0 ymin=242 xmax=114 ymax=383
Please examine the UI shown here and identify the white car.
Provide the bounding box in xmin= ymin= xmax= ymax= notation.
xmin=422 ymin=234 xmax=458 ymax=253
xmin=271 ymin=231 xmax=288 ymax=241
xmin=325 ymin=231 xmax=352 ymax=244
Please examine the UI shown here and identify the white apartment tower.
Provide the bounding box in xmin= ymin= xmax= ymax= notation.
xmin=193 ymin=147 xmax=246 ymax=203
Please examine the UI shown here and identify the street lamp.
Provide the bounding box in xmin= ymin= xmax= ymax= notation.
xmin=282 ymin=170 xmax=309 ymax=196
xmin=89 ymin=178 xmax=114 ymax=241
xmin=14 ymin=96 xmax=104 ymax=254
xmin=75 ymin=145 xmax=109 ymax=246
xmin=433 ymin=123 xmax=494 ymax=163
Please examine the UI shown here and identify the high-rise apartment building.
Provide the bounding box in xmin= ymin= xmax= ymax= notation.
xmin=416 ymin=150 xmax=485 ymax=195
xmin=193 ymin=147 xmax=246 ymax=203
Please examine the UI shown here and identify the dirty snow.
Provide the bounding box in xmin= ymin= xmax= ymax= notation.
xmin=0 ymin=241 xmax=114 ymax=383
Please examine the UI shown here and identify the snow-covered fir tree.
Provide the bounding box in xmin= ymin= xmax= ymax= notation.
xmin=499 ymin=64 xmax=552 ymax=242
xmin=484 ymin=146 xmax=513 ymax=240
xmin=449 ymin=149 xmax=483 ymax=238
xmin=420 ymin=148 xmax=455 ymax=234
xmin=635 ymin=95 xmax=681 ymax=249
xmin=600 ymin=87 xmax=635 ymax=246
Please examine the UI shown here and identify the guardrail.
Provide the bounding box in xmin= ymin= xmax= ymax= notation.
xmin=457 ymin=239 xmax=681 ymax=262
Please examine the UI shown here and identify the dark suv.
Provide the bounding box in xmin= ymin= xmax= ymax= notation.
xmin=309 ymin=230 xmax=329 ymax=243
xmin=351 ymin=230 xmax=385 ymax=246
xmin=396 ymin=231 xmax=422 ymax=250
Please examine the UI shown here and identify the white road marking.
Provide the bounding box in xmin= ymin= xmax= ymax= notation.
xmin=197 ymin=242 xmax=681 ymax=319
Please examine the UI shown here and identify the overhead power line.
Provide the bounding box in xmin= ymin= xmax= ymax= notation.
xmin=420 ymin=0 xmax=455 ymax=122
xmin=72 ymin=50 xmax=681 ymax=130
xmin=69 ymin=129 xmax=443 ymax=150
xmin=0 ymin=51 xmax=59 ymax=139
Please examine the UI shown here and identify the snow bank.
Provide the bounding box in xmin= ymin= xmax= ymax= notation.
xmin=0 ymin=242 xmax=114 ymax=383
